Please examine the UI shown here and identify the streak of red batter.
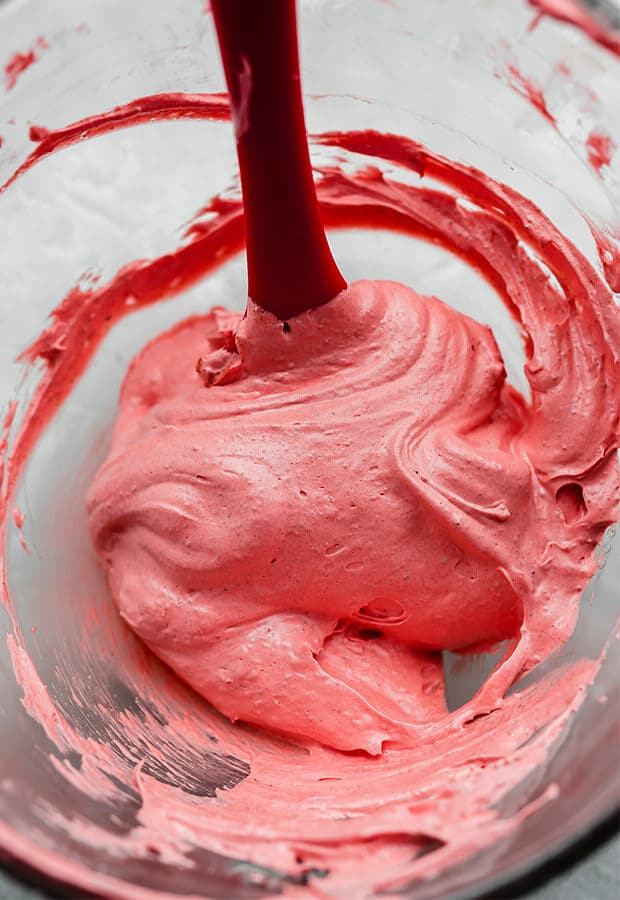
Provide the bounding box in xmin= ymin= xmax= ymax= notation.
xmin=4 ymin=38 xmax=47 ymax=91
xmin=506 ymin=64 xmax=557 ymax=126
xmin=528 ymin=0 xmax=620 ymax=57
xmin=586 ymin=128 xmax=616 ymax=175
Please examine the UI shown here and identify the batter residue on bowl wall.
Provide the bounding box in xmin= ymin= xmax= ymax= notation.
xmin=0 ymin=94 xmax=618 ymax=898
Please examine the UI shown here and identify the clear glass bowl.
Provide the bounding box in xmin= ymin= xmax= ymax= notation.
xmin=0 ymin=1 xmax=618 ymax=897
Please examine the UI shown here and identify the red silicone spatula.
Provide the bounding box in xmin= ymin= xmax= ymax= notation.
xmin=211 ymin=0 xmax=346 ymax=320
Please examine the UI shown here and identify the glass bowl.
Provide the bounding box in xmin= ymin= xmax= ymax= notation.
xmin=0 ymin=1 xmax=618 ymax=897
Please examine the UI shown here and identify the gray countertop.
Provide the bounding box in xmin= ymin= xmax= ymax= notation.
xmin=525 ymin=833 xmax=619 ymax=900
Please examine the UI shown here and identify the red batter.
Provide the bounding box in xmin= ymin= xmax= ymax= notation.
xmin=528 ymin=0 xmax=620 ymax=56
xmin=0 ymin=74 xmax=618 ymax=900
xmin=586 ymin=129 xmax=616 ymax=175
xmin=87 ymin=254 xmax=616 ymax=754
xmin=3 ymin=37 xmax=47 ymax=90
